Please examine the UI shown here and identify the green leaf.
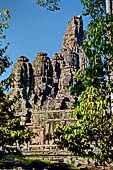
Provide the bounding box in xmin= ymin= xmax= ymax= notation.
xmin=3 ymin=9 xmax=9 ymax=15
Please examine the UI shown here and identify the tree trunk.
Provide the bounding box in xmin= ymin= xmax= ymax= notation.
xmin=106 ymin=0 xmax=112 ymax=14
xmin=106 ymin=0 xmax=113 ymax=113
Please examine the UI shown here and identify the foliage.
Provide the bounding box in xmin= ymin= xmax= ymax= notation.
xmin=53 ymin=0 xmax=113 ymax=168
xmin=36 ymin=0 xmax=61 ymax=11
xmin=0 ymin=10 xmax=33 ymax=149
xmin=81 ymin=0 xmax=106 ymax=22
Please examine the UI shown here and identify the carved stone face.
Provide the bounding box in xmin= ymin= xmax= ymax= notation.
xmin=64 ymin=52 xmax=79 ymax=67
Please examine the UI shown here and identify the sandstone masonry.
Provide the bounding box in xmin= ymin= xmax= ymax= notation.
xmin=10 ymin=16 xmax=88 ymax=146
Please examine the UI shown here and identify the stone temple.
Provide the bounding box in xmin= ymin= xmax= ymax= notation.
xmin=10 ymin=16 xmax=88 ymax=151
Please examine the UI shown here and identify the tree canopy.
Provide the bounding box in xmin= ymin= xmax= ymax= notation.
xmin=36 ymin=0 xmax=61 ymax=11
xmin=0 ymin=10 xmax=33 ymax=149
xmin=52 ymin=0 xmax=113 ymax=168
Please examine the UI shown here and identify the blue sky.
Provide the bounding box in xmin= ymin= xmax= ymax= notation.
xmin=1 ymin=0 xmax=89 ymax=79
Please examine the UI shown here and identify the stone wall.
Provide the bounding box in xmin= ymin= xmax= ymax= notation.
xmin=10 ymin=15 xmax=88 ymax=148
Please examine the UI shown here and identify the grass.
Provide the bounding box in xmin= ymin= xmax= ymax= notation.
xmin=0 ymin=154 xmax=51 ymax=165
xmin=0 ymin=156 xmax=4 ymax=163
xmin=40 ymin=159 xmax=51 ymax=164
xmin=14 ymin=156 xmax=36 ymax=164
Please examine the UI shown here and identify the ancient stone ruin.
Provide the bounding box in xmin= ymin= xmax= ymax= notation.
xmin=10 ymin=16 xmax=88 ymax=159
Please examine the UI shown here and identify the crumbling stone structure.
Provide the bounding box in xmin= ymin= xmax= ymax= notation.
xmin=10 ymin=16 xmax=88 ymax=148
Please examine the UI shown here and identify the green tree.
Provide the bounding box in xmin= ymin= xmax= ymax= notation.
xmin=53 ymin=0 xmax=113 ymax=168
xmin=0 ymin=10 xmax=33 ymax=150
xmin=36 ymin=0 xmax=112 ymax=14
xmin=36 ymin=0 xmax=61 ymax=11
